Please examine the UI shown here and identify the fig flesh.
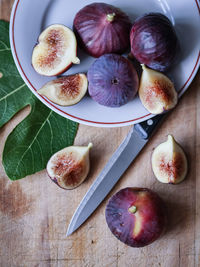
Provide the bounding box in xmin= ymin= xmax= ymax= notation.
xmin=105 ymin=187 xmax=167 ymax=247
xmin=38 ymin=74 xmax=88 ymax=106
xmin=130 ymin=13 xmax=179 ymax=72
xmin=152 ymin=135 xmax=188 ymax=184
xmin=32 ymin=24 xmax=80 ymax=76
xmin=139 ymin=64 xmax=178 ymax=114
xmin=47 ymin=143 xmax=92 ymax=190
xmin=87 ymin=54 xmax=139 ymax=107
xmin=73 ymin=3 xmax=131 ymax=57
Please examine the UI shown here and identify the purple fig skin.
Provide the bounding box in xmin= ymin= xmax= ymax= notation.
xmin=130 ymin=13 xmax=179 ymax=72
xmin=73 ymin=3 xmax=131 ymax=57
xmin=105 ymin=187 xmax=167 ymax=247
xmin=48 ymin=175 xmax=81 ymax=190
xmin=87 ymin=54 xmax=139 ymax=107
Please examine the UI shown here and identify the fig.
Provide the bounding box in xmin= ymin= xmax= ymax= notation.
xmin=139 ymin=64 xmax=178 ymax=114
xmin=73 ymin=3 xmax=131 ymax=57
xmin=87 ymin=54 xmax=139 ymax=107
xmin=32 ymin=24 xmax=80 ymax=76
xmin=38 ymin=74 xmax=88 ymax=106
xmin=130 ymin=13 xmax=179 ymax=72
xmin=152 ymin=135 xmax=188 ymax=184
xmin=47 ymin=143 xmax=92 ymax=190
xmin=105 ymin=187 xmax=167 ymax=247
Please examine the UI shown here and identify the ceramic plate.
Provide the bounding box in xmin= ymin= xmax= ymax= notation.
xmin=10 ymin=0 xmax=200 ymax=127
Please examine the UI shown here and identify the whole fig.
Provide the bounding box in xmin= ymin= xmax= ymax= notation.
xmin=130 ymin=13 xmax=179 ymax=72
xmin=73 ymin=3 xmax=131 ymax=57
xmin=87 ymin=54 xmax=139 ymax=107
xmin=106 ymin=187 xmax=167 ymax=247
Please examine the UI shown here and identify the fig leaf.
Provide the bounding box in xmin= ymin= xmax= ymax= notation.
xmin=0 ymin=21 xmax=78 ymax=180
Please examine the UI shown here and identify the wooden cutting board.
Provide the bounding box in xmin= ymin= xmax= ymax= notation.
xmin=0 ymin=1 xmax=200 ymax=266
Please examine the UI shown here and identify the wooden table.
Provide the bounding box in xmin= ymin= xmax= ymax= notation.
xmin=0 ymin=1 xmax=200 ymax=266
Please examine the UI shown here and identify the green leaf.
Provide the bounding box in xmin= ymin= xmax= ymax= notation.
xmin=0 ymin=21 xmax=78 ymax=180
xmin=0 ymin=21 xmax=33 ymax=128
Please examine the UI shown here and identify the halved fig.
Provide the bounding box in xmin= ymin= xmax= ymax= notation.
xmin=32 ymin=24 xmax=80 ymax=76
xmin=38 ymin=74 xmax=88 ymax=106
xmin=139 ymin=64 xmax=178 ymax=114
xmin=152 ymin=135 xmax=188 ymax=184
xmin=47 ymin=143 xmax=92 ymax=190
xmin=105 ymin=187 xmax=167 ymax=247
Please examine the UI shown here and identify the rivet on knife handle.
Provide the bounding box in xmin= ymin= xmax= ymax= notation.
xmin=134 ymin=114 xmax=166 ymax=139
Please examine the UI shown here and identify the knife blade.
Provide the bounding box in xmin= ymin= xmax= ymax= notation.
xmin=66 ymin=114 xmax=165 ymax=236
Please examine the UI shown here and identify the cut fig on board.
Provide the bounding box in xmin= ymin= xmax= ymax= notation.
xmin=32 ymin=24 xmax=80 ymax=76
xmin=38 ymin=74 xmax=88 ymax=106
xmin=139 ymin=64 xmax=178 ymax=114
xmin=47 ymin=143 xmax=93 ymax=190
xmin=152 ymin=135 xmax=188 ymax=184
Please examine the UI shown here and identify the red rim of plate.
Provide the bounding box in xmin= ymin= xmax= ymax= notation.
xmin=11 ymin=0 xmax=200 ymax=126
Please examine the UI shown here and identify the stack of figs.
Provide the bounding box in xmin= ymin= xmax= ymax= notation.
xmin=31 ymin=2 xmax=186 ymax=248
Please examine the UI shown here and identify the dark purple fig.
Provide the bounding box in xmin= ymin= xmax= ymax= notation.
xmin=87 ymin=54 xmax=139 ymax=107
xmin=105 ymin=187 xmax=167 ymax=247
xmin=73 ymin=3 xmax=131 ymax=57
xmin=130 ymin=13 xmax=179 ymax=72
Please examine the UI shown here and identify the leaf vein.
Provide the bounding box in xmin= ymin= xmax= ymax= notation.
xmin=47 ymin=118 xmax=53 ymax=155
xmin=0 ymin=40 xmax=9 ymax=50
xmin=1 ymin=98 xmax=7 ymax=120
xmin=14 ymin=110 xmax=53 ymax=174
xmin=35 ymin=138 xmax=44 ymax=167
xmin=0 ymin=48 xmax=11 ymax=52
xmin=0 ymin=83 xmax=26 ymax=102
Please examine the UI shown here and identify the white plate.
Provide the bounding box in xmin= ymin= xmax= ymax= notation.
xmin=10 ymin=0 xmax=200 ymax=127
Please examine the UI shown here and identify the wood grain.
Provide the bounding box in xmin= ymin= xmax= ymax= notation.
xmin=0 ymin=0 xmax=200 ymax=266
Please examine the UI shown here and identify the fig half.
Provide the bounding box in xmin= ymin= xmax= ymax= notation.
xmin=139 ymin=64 xmax=178 ymax=114
xmin=38 ymin=74 xmax=88 ymax=106
xmin=106 ymin=187 xmax=167 ymax=247
xmin=32 ymin=24 xmax=80 ymax=76
xmin=152 ymin=135 xmax=188 ymax=184
xmin=47 ymin=143 xmax=92 ymax=190
xmin=88 ymin=54 xmax=139 ymax=107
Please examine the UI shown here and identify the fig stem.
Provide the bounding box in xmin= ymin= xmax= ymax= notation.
xmin=72 ymin=57 xmax=80 ymax=64
xmin=88 ymin=143 xmax=93 ymax=149
xmin=167 ymin=134 xmax=174 ymax=143
xmin=107 ymin=13 xmax=116 ymax=22
xmin=128 ymin=205 xmax=137 ymax=214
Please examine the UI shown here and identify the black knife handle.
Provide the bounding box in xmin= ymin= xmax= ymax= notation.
xmin=134 ymin=114 xmax=166 ymax=139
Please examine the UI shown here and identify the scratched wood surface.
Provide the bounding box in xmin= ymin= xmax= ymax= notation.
xmin=0 ymin=1 xmax=200 ymax=266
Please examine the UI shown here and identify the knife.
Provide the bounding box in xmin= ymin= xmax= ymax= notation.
xmin=66 ymin=114 xmax=165 ymax=236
